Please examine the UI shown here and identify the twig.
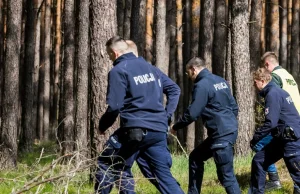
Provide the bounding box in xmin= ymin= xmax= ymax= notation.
xmin=169 ymin=133 xmax=188 ymax=158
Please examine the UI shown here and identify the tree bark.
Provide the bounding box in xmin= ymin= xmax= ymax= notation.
xmin=21 ymin=0 xmax=37 ymax=151
xmin=290 ymin=0 xmax=299 ymax=79
xmin=231 ymin=0 xmax=254 ymax=156
xmin=123 ymin=0 xmax=132 ymax=39
xmin=260 ymin=1 xmax=266 ymax=55
xmin=155 ymin=0 xmax=167 ymax=74
xmin=117 ymin=0 xmax=124 ymax=36
xmin=279 ymin=0 xmax=288 ymax=68
xmin=0 ymin=0 xmax=22 ymax=169
xmin=249 ymin=0 xmax=262 ymax=71
xmin=269 ymin=0 xmax=280 ymax=56
xmin=53 ymin=0 xmax=62 ymax=135
xmin=198 ymin=0 xmax=214 ymax=71
xmin=145 ymin=0 xmax=154 ymax=62
xmin=130 ymin=0 xmax=146 ymax=57
xmin=43 ymin=0 xmax=51 ymax=140
xmin=287 ymin=0 xmax=292 ymax=71
xmin=61 ymin=0 xmax=75 ymax=155
xmin=90 ymin=0 xmax=117 ymax=152
xmin=213 ymin=0 xmax=227 ymax=77
xmin=75 ymin=0 xmax=89 ymax=157
xmin=225 ymin=0 xmax=232 ymax=89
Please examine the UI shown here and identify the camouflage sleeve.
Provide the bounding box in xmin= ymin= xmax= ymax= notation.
xmin=271 ymin=73 xmax=283 ymax=88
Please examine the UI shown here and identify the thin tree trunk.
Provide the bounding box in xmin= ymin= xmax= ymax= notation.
xmin=33 ymin=0 xmax=41 ymax=140
xmin=176 ymin=0 xmax=185 ymax=147
xmin=90 ymin=0 xmax=117 ymax=152
xmin=123 ymin=0 xmax=132 ymax=39
xmin=38 ymin=2 xmax=45 ymax=140
xmin=269 ymin=0 xmax=280 ymax=56
xmin=145 ymin=0 xmax=154 ymax=62
xmin=131 ymin=0 xmax=146 ymax=56
xmin=43 ymin=0 xmax=51 ymax=140
xmin=0 ymin=0 xmax=22 ymax=169
xmin=198 ymin=0 xmax=214 ymax=71
xmin=249 ymin=0 xmax=262 ymax=71
xmin=75 ymin=0 xmax=89 ymax=157
xmin=213 ymin=0 xmax=227 ymax=77
xmin=287 ymin=0 xmax=292 ymax=71
xmin=21 ymin=0 xmax=37 ymax=151
xmin=260 ymin=0 xmax=266 ymax=55
xmin=225 ymin=0 xmax=232 ymax=89
xmin=53 ymin=0 xmax=61 ymax=132
xmin=168 ymin=0 xmax=176 ymax=81
xmin=117 ymin=0 xmax=124 ymax=36
xmin=156 ymin=0 xmax=167 ymax=74
xmin=280 ymin=0 xmax=288 ymax=68
xmin=290 ymin=0 xmax=299 ymax=78
xmin=231 ymin=0 xmax=254 ymax=156
xmin=0 ymin=0 xmax=4 ymax=125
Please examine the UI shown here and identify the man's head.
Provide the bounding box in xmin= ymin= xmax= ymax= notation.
xmin=253 ymin=67 xmax=272 ymax=91
xmin=106 ymin=36 xmax=129 ymax=61
xmin=185 ymin=57 xmax=206 ymax=81
xmin=261 ymin=51 xmax=279 ymax=72
xmin=125 ymin=40 xmax=138 ymax=57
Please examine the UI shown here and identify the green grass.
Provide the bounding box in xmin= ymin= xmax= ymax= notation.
xmin=0 ymin=143 xmax=295 ymax=193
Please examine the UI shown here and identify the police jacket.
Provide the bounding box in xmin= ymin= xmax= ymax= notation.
xmin=99 ymin=53 xmax=180 ymax=133
xmin=251 ymin=81 xmax=300 ymax=145
xmin=173 ymin=68 xmax=238 ymax=139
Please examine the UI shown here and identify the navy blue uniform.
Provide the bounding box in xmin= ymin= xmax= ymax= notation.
xmin=95 ymin=53 xmax=184 ymax=194
xmin=250 ymin=81 xmax=300 ymax=194
xmin=173 ymin=69 xmax=240 ymax=194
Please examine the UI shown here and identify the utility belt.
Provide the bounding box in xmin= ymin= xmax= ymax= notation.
xmin=272 ymin=125 xmax=299 ymax=141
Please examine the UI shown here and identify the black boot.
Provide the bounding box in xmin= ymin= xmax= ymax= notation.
xmin=265 ymin=172 xmax=282 ymax=191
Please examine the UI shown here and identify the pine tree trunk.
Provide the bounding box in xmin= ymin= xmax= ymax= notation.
xmin=213 ymin=0 xmax=227 ymax=77
xmin=53 ymin=0 xmax=61 ymax=132
xmin=287 ymin=0 xmax=292 ymax=71
xmin=290 ymin=0 xmax=299 ymax=79
xmin=0 ymin=0 xmax=5 ymax=133
xmin=199 ymin=0 xmax=214 ymax=71
xmin=90 ymin=0 xmax=117 ymax=152
xmin=34 ymin=0 xmax=41 ymax=140
xmin=75 ymin=0 xmax=89 ymax=157
xmin=61 ymin=0 xmax=75 ymax=155
xmin=38 ymin=2 xmax=45 ymax=139
xmin=43 ymin=0 xmax=51 ymax=140
xmin=269 ymin=0 xmax=280 ymax=56
xmin=123 ymin=0 xmax=132 ymax=39
xmin=0 ymin=0 xmax=22 ymax=169
xmin=21 ymin=0 xmax=37 ymax=151
xmin=168 ymin=0 xmax=176 ymax=81
xmin=225 ymin=0 xmax=232 ymax=89
xmin=249 ymin=0 xmax=262 ymax=71
xmin=155 ymin=0 xmax=167 ymax=74
xmin=260 ymin=1 xmax=266 ymax=55
xmin=231 ymin=0 xmax=254 ymax=156
xmin=145 ymin=0 xmax=154 ymax=62
xmin=117 ymin=0 xmax=124 ymax=36
xmin=279 ymin=0 xmax=288 ymax=68
xmin=130 ymin=0 xmax=146 ymax=57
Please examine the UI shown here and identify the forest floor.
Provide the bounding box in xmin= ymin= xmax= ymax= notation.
xmin=0 ymin=142 xmax=294 ymax=194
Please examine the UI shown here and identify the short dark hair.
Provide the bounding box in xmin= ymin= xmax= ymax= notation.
xmin=105 ymin=36 xmax=128 ymax=53
xmin=186 ymin=57 xmax=206 ymax=69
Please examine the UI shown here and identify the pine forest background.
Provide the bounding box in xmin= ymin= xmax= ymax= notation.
xmin=0 ymin=0 xmax=300 ymax=169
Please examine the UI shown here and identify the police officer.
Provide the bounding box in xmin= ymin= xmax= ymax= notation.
xmin=250 ymin=67 xmax=300 ymax=194
xmin=251 ymin=52 xmax=300 ymax=191
xmin=170 ymin=57 xmax=241 ymax=194
xmin=94 ymin=36 xmax=184 ymax=194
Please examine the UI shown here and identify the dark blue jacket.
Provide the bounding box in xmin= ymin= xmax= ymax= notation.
xmin=173 ymin=68 xmax=238 ymax=139
xmin=99 ymin=53 xmax=180 ymax=132
xmin=252 ymin=81 xmax=300 ymax=145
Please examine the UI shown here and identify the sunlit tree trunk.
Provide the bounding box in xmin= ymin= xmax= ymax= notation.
xmin=287 ymin=0 xmax=292 ymax=71
xmin=145 ymin=0 xmax=154 ymax=62
xmin=279 ymin=0 xmax=288 ymax=68
xmin=199 ymin=0 xmax=214 ymax=71
xmin=290 ymin=0 xmax=299 ymax=79
xmin=90 ymin=0 xmax=117 ymax=152
xmin=260 ymin=1 xmax=266 ymax=55
xmin=269 ymin=0 xmax=280 ymax=56
xmin=0 ymin=0 xmax=22 ymax=169
xmin=231 ymin=0 xmax=254 ymax=156
xmin=60 ymin=0 xmax=75 ymax=155
xmin=156 ymin=0 xmax=167 ymax=74
xmin=75 ymin=0 xmax=89 ymax=157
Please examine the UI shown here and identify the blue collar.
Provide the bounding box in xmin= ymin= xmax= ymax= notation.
xmin=259 ymin=81 xmax=277 ymax=97
xmin=113 ymin=52 xmax=136 ymax=66
xmin=194 ymin=68 xmax=210 ymax=83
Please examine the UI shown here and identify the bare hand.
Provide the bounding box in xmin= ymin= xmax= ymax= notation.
xmin=169 ymin=125 xmax=177 ymax=135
